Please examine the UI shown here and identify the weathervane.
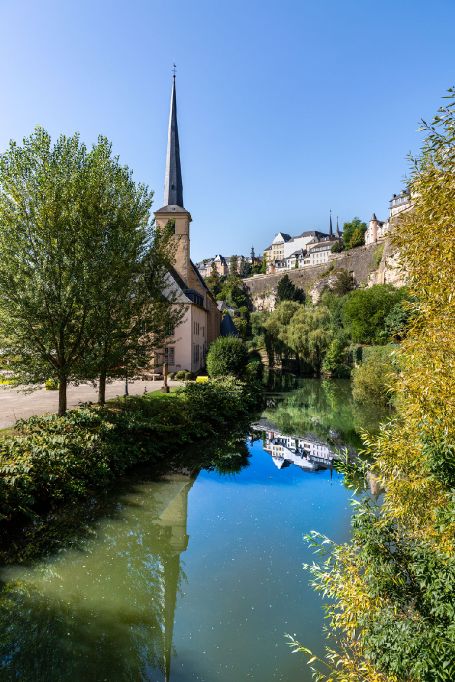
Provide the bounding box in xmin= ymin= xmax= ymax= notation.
xmin=172 ymin=63 xmax=177 ymax=78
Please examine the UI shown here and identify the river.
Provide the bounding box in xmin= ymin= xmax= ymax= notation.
xmin=0 ymin=379 xmax=385 ymax=681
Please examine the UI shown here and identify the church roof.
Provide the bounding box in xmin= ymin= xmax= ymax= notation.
xmin=155 ymin=205 xmax=190 ymax=215
xmin=162 ymin=76 xmax=184 ymax=209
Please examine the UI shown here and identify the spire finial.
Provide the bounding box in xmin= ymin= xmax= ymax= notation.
xmin=172 ymin=63 xmax=177 ymax=79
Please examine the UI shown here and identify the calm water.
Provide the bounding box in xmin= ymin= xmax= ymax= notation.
xmin=0 ymin=379 xmax=383 ymax=682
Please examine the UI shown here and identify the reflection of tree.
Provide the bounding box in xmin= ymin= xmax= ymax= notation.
xmin=0 ymin=476 xmax=195 ymax=681
xmin=264 ymin=378 xmax=390 ymax=450
xmin=0 ymin=430 xmax=251 ymax=681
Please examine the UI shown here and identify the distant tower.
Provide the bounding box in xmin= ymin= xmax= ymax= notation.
xmin=368 ymin=212 xmax=379 ymax=244
xmin=336 ymin=216 xmax=341 ymax=238
xmin=154 ymin=72 xmax=192 ymax=284
xmin=329 ymin=210 xmax=333 ymax=238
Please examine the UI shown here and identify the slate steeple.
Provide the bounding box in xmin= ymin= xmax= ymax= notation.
xmin=164 ymin=74 xmax=184 ymax=208
xmin=336 ymin=216 xmax=341 ymax=237
xmin=329 ymin=210 xmax=333 ymax=238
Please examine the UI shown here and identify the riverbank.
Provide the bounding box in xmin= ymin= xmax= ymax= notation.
xmin=0 ymin=377 xmax=261 ymax=530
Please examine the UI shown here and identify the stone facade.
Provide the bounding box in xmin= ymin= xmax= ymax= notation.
xmin=365 ymin=190 xmax=413 ymax=245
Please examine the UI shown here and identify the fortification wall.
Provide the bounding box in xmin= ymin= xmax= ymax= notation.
xmin=243 ymin=242 xmax=404 ymax=311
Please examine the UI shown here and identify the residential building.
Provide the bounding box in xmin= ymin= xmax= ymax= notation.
xmin=154 ymin=75 xmax=221 ymax=374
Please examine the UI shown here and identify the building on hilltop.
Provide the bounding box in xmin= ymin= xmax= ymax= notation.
xmin=263 ymin=220 xmax=340 ymax=274
xmin=365 ymin=190 xmax=413 ymax=245
xmin=153 ymin=75 xmax=220 ymax=374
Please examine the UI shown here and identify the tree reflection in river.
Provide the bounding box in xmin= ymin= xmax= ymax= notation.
xmin=0 ymin=438 xmax=250 ymax=682
xmin=264 ymin=378 xmax=389 ymax=450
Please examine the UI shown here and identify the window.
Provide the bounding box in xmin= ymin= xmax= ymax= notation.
xmin=165 ymin=346 xmax=175 ymax=366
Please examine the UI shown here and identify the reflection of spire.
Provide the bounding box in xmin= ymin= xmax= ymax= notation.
xmin=157 ymin=475 xmax=195 ymax=682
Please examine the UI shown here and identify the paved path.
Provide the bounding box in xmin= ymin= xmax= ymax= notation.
xmin=0 ymin=379 xmax=182 ymax=429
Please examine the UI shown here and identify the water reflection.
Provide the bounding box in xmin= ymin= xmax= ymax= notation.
xmin=0 ymin=474 xmax=194 ymax=681
xmin=257 ymin=378 xmax=388 ymax=472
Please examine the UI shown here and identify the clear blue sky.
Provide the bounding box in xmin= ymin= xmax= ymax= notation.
xmin=1 ymin=0 xmax=454 ymax=261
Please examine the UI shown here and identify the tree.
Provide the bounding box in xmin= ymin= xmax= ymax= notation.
xmin=206 ymin=336 xmax=249 ymax=378
xmin=295 ymin=91 xmax=455 ymax=682
xmin=331 ymin=269 xmax=355 ymax=296
xmin=342 ymin=284 xmax=406 ymax=344
xmin=75 ymin=145 xmax=182 ymax=404
xmin=229 ymin=254 xmax=238 ymax=276
xmin=287 ymin=306 xmax=333 ymax=374
xmin=276 ymin=274 xmax=306 ymax=304
xmin=342 ymin=217 xmax=367 ymax=249
xmin=351 ymin=346 xmax=397 ymax=406
xmin=263 ymin=301 xmax=300 ymax=365
xmin=0 ymin=129 xmax=123 ymax=414
xmin=331 ymin=240 xmax=344 ymax=253
xmin=205 ymin=261 xmax=222 ymax=297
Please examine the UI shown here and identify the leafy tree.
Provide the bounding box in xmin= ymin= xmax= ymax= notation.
xmin=342 ymin=217 xmax=367 ymax=249
xmin=351 ymin=346 xmax=397 ymax=406
xmin=276 ymin=274 xmax=306 ymax=304
xmin=239 ymin=258 xmax=252 ymax=278
xmin=322 ymin=337 xmax=351 ymax=378
xmin=295 ymin=91 xmax=455 ymax=681
xmin=342 ymin=284 xmax=406 ymax=344
xmin=229 ymin=254 xmax=238 ymax=276
xmin=331 ymin=269 xmax=356 ymax=296
xmin=263 ymin=301 xmax=300 ymax=366
xmin=218 ymin=276 xmax=250 ymax=310
xmin=287 ymin=306 xmax=333 ymax=374
xmin=383 ymin=294 xmax=413 ymax=342
xmin=331 ymin=240 xmax=344 ymax=253
xmin=205 ymin=261 xmax=222 ymax=297
xmin=0 ymin=129 xmax=131 ymax=414
xmin=206 ymin=336 xmax=249 ymax=378
xmin=76 ymin=147 xmax=181 ymax=404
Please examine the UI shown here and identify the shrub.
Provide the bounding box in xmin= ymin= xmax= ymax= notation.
xmin=206 ymin=336 xmax=249 ymax=378
xmin=351 ymin=346 xmax=397 ymax=407
xmin=184 ymin=371 xmax=195 ymax=380
xmin=44 ymin=378 xmax=59 ymax=390
xmin=174 ymin=370 xmax=187 ymax=380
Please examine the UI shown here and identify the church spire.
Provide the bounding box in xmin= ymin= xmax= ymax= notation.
xmin=164 ymin=72 xmax=184 ymax=208
xmin=336 ymin=215 xmax=341 ymax=237
xmin=329 ymin=209 xmax=333 ymax=237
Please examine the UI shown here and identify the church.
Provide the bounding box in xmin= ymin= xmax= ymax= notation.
xmin=154 ymin=76 xmax=220 ymax=374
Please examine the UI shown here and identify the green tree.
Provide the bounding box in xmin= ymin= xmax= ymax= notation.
xmin=276 ymin=274 xmax=306 ymax=304
xmin=322 ymin=337 xmax=351 ymax=378
xmin=229 ymin=254 xmax=238 ymax=276
xmin=342 ymin=217 xmax=367 ymax=249
xmin=77 ymin=146 xmax=182 ymax=404
xmin=331 ymin=269 xmax=356 ymax=296
xmin=331 ymin=240 xmax=344 ymax=253
xmin=342 ymin=284 xmax=406 ymax=344
xmin=287 ymin=306 xmax=333 ymax=374
xmin=351 ymin=346 xmax=397 ymax=406
xmin=206 ymin=336 xmax=249 ymax=378
xmin=264 ymin=301 xmax=300 ymax=366
xmin=0 ymin=129 xmax=129 ymax=414
xmin=205 ymin=261 xmax=222 ymax=297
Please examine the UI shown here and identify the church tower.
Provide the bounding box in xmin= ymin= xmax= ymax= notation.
xmin=154 ymin=74 xmax=192 ymax=284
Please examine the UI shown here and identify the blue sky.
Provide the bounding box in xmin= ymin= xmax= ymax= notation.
xmin=0 ymin=0 xmax=454 ymax=261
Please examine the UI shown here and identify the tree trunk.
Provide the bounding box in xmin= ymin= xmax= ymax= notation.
xmin=98 ymin=371 xmax=106 ymax=405
xmin=58 ymin=375 xmax=67 ymax=416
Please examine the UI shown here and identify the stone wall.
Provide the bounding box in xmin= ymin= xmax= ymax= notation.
xmin=243 ymin=242 xmax=403 ymax=311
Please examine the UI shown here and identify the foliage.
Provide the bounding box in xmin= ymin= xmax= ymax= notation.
xmin=0 ymin=128 xmax=174 ymax=413
xmin=0 ymin=378 xmax=259 ymax=524
xmin=217 ymin=275 xmax=250 ymax=310
xmin=229 ymin=254 xmax=238 ymax=276
xmin=206 ymin=336 xmax=249 ymax=378
xmin=342 ymin=285 xmax=407 ymax=344
xmin=322 ymin=338 xmax=351 ymax=378
xmin=331 ymin=240 xmax=344 ymax=253
xmin=287 ymin=306 xmax=333 ymax=374
xmin=276 ymin=274 xmax=306 ymax=304
xmin=383 ymin=294 xmax=413 ymax=342
xmin=44 ymin=378 xmax=59 ymax=391
xmin=299 ymin=91 xmax=455 ymax=681
xmin=331 ymin=269 xmax=356 ymax=297
xmin=351 ymin=346 xmax=397 ymax=407
xmin=372 ymin=244 xmax=384 ymax=269
xmin=342 ymin=217 xmax=367 ymax=249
